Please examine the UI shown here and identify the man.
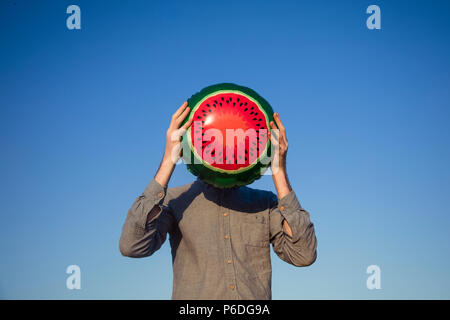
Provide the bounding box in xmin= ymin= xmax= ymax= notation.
xmin=119 ymin=102 xmax=317 ymax=299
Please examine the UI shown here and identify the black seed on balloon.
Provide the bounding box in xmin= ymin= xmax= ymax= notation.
xmin=209 ymin=109 xmax=211 ymax=112
xmin=240 ymin=103 xmax=243 ymax=106
xmin=213 ymin=104 xmax=216 ymax=108
xmin=197 ymin=116 xmax=201 ymax=119
xmin=256 ymin=124 xmax=260 ymax=126
xmin=244 ymin=108 xmax=248 ymax=111
xmin=219 ymin=102 xmax=222 ymax=106
xmin=250 ymin=112 xmax=254 ymax=115
xmin=245 ymin=102 xmax=248 ymax=106
xmin=237 ymin=98 xmax=240 ymax=102
xmin=221 ymin=97 xmax=224 ymax=101
xmin=250 ymin=106 xmax=253 ymax=109
xmin=253 ymin=118 xmax=257 ymax=121
xmin=206 ymin=104 xmax=210 ymax=107
xmin=233 ymin=102 xmax=236 ymax=106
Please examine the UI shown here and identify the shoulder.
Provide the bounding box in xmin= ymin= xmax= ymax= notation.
xmin=166 ymin=181 xmax=196 ymax=199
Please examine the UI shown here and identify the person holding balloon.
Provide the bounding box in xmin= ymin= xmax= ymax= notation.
xmin=119 ymin=84 xmax=317 ymax=300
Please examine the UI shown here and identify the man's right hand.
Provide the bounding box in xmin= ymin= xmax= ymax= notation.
xmin=154 ymin=102 xmax=193 ymax=187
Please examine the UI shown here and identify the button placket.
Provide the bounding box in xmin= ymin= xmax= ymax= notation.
xmin=223 ymin=210 xmax=233 ymax=270
xmin=220 ymin=192 xmax=237 ymax=297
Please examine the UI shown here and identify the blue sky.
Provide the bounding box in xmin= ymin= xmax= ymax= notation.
xmin=1 ymin=0 xmax=449 ymax=299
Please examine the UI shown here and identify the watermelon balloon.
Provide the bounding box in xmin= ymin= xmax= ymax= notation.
xmin=181 ymin=83 xmax=274 ymax=188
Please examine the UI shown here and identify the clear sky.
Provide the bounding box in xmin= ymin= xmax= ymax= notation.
xmin=1 ymin=0 xmax=449 ymax=299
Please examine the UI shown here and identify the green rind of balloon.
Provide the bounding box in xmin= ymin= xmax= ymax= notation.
xmin=181 ymin=83 xmax=274 ymax=188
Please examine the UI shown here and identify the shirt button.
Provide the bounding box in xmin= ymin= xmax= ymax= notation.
xmin=227 ymin=259 xmax=232 ymax=264
xmin=224 ymin=234 xmax=229 ymax=239
xmin=280 ymin=205 xmax=285 ymax=211
xmin=157 ymin=192 xmax=163 ymax=198
xmin=229 ymin=284 xmax=235 ymax=290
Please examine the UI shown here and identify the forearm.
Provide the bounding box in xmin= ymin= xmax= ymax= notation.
xmin=272 ymin=169 xmax=293 ymax=236
xmin=272 ymin=168 xmax=292 ymax=199
xmin=154 ymin=154 xmax=176 ymax=188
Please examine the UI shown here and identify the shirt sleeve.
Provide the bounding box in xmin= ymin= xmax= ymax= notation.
xmin=269 ymin=190 xmax=317 ymax=267
xmin=119 ymin=179 xmax=175 ymax=258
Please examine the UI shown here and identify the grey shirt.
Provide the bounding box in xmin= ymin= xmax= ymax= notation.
xmin=119 ymin=178 xmax=317 ymax=300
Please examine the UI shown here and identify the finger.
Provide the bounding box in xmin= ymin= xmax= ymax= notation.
xmin=269 ymin=122 xmax=280 ymax=144
xmin=176 ymin=106 xmax=191 ymax=125
xmin=274 ymin=113 xmax=288 ymax=145
xmin=270 ymin=132 xmax=279 ymax=145
xmin=273 ymin=113 xmax=286 ymax=133
xmin=269 ymin=131 xmax=277 ymax=145
xmin=173 ymin=102 xmax=188 ymax=118
xmin=181 ymin=116 xmax=194 ymax=131
xmin=269 ymin=121 xmax=277 ymax=130
xmin=269 ymin=121 xmax=279 ymax=138
xmin=281 ymin=133 xmax=288 ymax=146
xmin=269 ymin=121 xmax=279 ymax=137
